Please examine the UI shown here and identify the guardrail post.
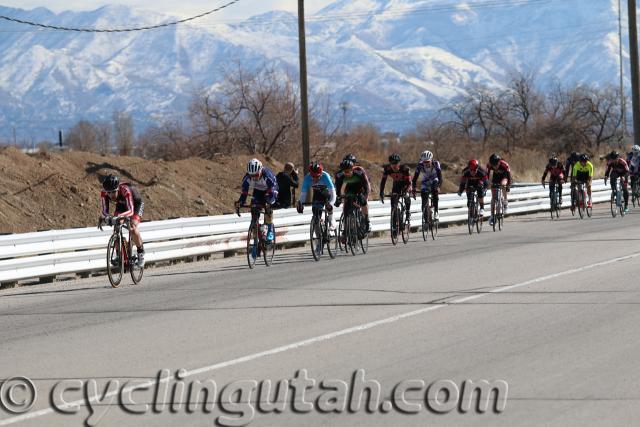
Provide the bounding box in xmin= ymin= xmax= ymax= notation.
xmin=39 ymin=275 xmax=56 ymax=284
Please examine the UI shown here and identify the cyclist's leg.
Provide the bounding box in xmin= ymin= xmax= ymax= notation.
xmin=431 ymin=182 xmax=439 ymax=217
xmin=587 ymin=177 xmax=593 ymax=205
xmin=359 ymin=194 xmax=370 ymax=231
xmin=477 ymin=186 xmax=486 ymax=211
xmin=420 ymin=190 xmax=428 ymax=213
xmin=500 ymin=178 xmax=508 ymax=210
xmin=557 ymin=177 xmax=564 ymax=203
xmin=570 ymin=179 xmax=576 ymax=208
xmin=622 ymin=175 xmax=630 ymax=208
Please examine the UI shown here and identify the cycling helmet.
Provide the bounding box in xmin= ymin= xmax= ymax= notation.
xmin=570 ymin=151 xmax=579 ymax=159
xmin=247 ymin=158 xmax=263 ymax=175
xmin=468 ymin=159 xmax=479 ymax=171
xmin=420 ymin=150 xmax=433 ymax=162
xmin=633 ymin=145 xmax=640 ymax=154
xmin=309 ymin=162 xmax=323 ymax=178
xmin=343 ymin=153 xmax=357 ymax=164
xmin=340 ymin=159 xmax=354 ymax=170
xmin=102 ymin=174 xmax=119 ymax=192
xmin=608 ymin=150 xmax=620 ymax=160
xmin=579 ymin=153 xmax=589 ymax=162
xmin=389 ymin=153 xmax=401 ymax=164
xmin=489 ymin=153 xmax=501 ymax=165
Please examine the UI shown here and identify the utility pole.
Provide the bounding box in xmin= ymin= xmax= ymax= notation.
xmin=339 ymin=101 xmax=349 ymax=142
xmin=628 ymin=0 xmax=640 ymax=145
xmin=619 ymin=0 xmax=627 ymax=140
xmin=297 ymin=0 xmax=310 ymax=169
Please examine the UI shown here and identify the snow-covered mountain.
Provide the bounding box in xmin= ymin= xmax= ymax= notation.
xmin=0 ymin=0 xmax=628 ymax=140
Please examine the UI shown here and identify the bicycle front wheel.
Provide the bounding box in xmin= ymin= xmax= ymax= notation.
xmin=611 ymin=193 xmax=617 ymax=218
xmin=476 ymin=207 xmax=483 ymax=234
xmin=107 ymin=233 xmax=124 ymax=288
xmin=390 ymin=206 xmax=399 ymax=246
xmin=421 ymin=208 xmax=428 ymax=241
xmin=246 ymin=223 xmax=259 ymax=269
xmin=129 ymin=239 xmax=144 ymax=285
xmin=400 ymin=205 xmax=410 ymax=244
xmin=325 ymin=215 xmax=336 ymax=259
xmin=467 ymin=206 xmax=474 ymax=235
xmin=310 ymin=216 xmax=322 ymax=261
xmin=263 ymin=225 xmax=276 ymax=266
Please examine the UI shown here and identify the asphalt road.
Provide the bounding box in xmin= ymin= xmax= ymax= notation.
xmin=1 ymin=205 xmax=640 ymax=427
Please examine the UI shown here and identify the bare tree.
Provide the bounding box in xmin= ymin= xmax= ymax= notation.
xmin=95 ymin=121 xmax=112 ymax=155
xmin=113 ymin=110 xmax=134 ymax=156
xmin=65 ymin=120 xmax=98 ymax=152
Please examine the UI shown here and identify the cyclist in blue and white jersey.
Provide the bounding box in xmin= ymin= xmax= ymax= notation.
xmin=412 ymin=150 xmax=443 ymax=220
xmin=234 ymin=159 xmax=279 ymax=242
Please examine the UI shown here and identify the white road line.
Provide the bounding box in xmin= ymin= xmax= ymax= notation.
xmin=2 ymin=251 xmax=638 ymax=425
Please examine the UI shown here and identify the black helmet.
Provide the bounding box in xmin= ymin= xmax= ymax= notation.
xmin=389 ymin=153 xmax=401 ymax=164
xmin=579 ymin=153 xmax=589 ymax=162
xmin=570 ymin=151 xmax=579 ymax=160
xmin=343 ymin=153 xmax=357 ymax=164
xmin=608 ymin=150 xmax=620 ymax=160
xmin=340 ymin=159 xmax=354 ymax=170
xmin=102 ymin=174 xmax=119 ymax=192
xmin=489 ymin=153 xmax=501 ymax=165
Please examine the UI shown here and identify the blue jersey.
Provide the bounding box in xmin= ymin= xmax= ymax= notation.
xmin=300 ymin=171 xmax=336 ymax=204
xmin=239 ymin=167 xmax=278 ymax=205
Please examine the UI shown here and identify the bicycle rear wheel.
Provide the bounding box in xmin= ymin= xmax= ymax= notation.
xmin=467 ymin=205 xmax=474 ymax=235
xmin=263 ymin=225 xmax=276 ymax=266
xmin=107 ymin=233 xmax=124 ymax=288
xmin=246 ymin=223 xmax=259 ymax=269
xmin=358 ymin=212 xmax=369 ymax=254
xmin=129 ymin=239 xmax=144 ymax=285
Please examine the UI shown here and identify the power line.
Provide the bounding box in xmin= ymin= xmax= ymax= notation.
xmin=0 ymin=0 xmax=242 ymax=32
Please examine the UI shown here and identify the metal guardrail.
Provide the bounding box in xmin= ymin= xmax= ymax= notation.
xmin=0 ymin=180 xmax=611 ymax=284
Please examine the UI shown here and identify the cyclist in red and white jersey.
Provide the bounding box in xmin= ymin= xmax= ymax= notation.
xmin=99 ymin=174 xmax=145 ymax=267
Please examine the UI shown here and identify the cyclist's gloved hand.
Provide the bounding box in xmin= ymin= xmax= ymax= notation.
xmin=541 ymin=181 xmax=545 ymax=188
xmin=506 ymin=186 xmax=511 ymax=193
xmin=457 ymin=191 xmax=462 ymax=197
xmin=296 ymin=201 xmax=304 ymax=214
xmin=334 ymin=199 xmax=341 ymax=208
xmin=379 ymin=193 xmax=384 ymax=204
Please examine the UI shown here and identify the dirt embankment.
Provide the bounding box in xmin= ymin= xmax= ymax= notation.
xmin=0 ymin=147 xmax=472 ymax=234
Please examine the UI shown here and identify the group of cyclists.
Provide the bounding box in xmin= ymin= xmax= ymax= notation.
xmin=541 ymin=145 xmax=640 ymax=215
xmin=96 ymin=144 xmax=640 ymax=270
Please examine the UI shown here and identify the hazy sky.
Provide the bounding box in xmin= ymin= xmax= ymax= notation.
xmin=0 ymin=0 xmax=335 ymax=20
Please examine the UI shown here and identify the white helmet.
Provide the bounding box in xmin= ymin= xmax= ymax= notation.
xmin=420 ymin=150 xmax=434 ymax=162
xmin=633 ymin=145 xmax=640 ymax=154
xmin=247 ymin=158 xmax=263 ymax=175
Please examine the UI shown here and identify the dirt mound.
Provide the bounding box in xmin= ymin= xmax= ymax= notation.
xmin=0 ymin=147 xmax=284 ymax=234
xmin=0 ymin=147 xmax=464 ymax=234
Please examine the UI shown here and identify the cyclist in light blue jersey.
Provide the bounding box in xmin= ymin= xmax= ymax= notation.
xmin=296 ymin=162 xmax=337 ymax=229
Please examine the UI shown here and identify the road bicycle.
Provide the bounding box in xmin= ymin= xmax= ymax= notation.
xmin=491 ymin=184 xmax=506 ymax=232
xmin=465 ymin=188 xmax=483 ymax=234
xmin=631 ymin=175 xmax=640 ymax=208
xmin=308 ymin=201 xmax=337 ymax=261
xmin=338 ymin=195 xmax=369 ymax=256
xmin=609 ymin=176 xmax=626 ymax=218
xmin=236 ymin=204 xmax=276 ymax=269
xmin=544 ymin=180 xmax=562 ymax=220
xmin=421 ymin=191 xmax=438 ymax=241
xmin=572 ymin=180 xmax=592 ymax=219
xmin=101 ymin=216 xmax=144 ymax=288
xmin=387 ymin=193 xmax=410 ymax=245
